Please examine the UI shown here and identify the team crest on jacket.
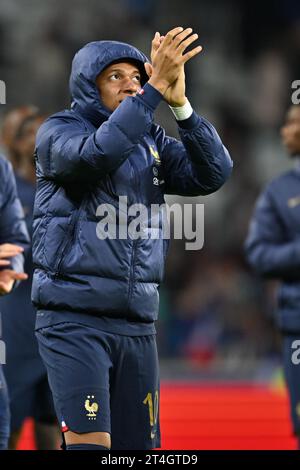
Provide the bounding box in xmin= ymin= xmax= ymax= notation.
xmin=85 ymin=395 xmax=99 ymax=420
xmin=149 ymin=145 xmax=161 ymax=165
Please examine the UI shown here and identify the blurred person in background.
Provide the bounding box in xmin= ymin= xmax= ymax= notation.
xmin=32 ymin=27 xmax=232 ymax=450
xmin=245 ymin=104 xmax=300 ymax=448
xmin=1 ymin=107 xmax=38 ymax=171
xmin=0 ymin=155 xmax=29 ymax=449
xmin=0 ymin=108 xmax=59 ymax=449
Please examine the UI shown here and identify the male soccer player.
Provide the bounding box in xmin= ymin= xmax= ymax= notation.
xmin=0 ymin=108 xmax=59 ymax=449
xmin=245 ymin=104 xmax=300 ymax=448
xmin=0 ymin=155 xmax=29 ymax=449
xmin=33 ymin=27 xmax=233 ymax=450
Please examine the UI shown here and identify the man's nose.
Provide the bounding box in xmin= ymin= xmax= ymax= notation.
xmin=122 ymin=77 xmax=139 ymax=93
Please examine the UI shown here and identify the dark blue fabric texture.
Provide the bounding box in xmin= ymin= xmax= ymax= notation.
xmin=0 ymin=161 xmax=29 ymax=444
xmin=32 ymin=40 xmax=233 ymax=326
xmin=245 ymin=168 xmax=300 ymax=331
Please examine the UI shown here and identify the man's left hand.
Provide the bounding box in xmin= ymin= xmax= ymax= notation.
xmin=146 ymin=30 xmax=202 ymax=106
xmin=0 ymin=269 xmax=28 ymax=295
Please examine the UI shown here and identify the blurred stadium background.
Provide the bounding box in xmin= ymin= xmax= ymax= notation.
xmin=0 ymin=0 xmax=300 ymax=449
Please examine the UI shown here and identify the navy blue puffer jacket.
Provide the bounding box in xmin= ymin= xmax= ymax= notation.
xmin=245 ymin=167 xmax=300 ymax=332
xmin=32 ymin=41 xmax=232 ymax=324
xmin=0 ymin=156 xmax=29 ymax=283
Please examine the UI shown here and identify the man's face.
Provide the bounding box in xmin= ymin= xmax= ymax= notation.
xmin=96 ymin=62 xmax=142 ymax=112
xmin=281 ymin=106 xmax=300 ymax=156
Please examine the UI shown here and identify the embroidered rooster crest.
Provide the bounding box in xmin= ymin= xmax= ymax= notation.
xmin=85 ymin=395 xmax=99 ymax=419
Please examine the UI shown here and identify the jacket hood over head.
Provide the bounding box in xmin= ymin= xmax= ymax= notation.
xmin=69 ymin=40 xmax=149 ymax=127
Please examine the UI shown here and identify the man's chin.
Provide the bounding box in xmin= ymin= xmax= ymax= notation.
xmin=109 ymin=103 xmax=119 ymax=111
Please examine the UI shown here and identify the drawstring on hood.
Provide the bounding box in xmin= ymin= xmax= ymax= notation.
xmin=69 ymin=41 xmax=149 ymax=127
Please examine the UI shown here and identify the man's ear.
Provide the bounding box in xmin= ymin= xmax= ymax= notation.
xmin=144 ymin=62 xmax=153 ymax=79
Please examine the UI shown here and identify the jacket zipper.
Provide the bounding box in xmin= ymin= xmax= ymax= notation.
xmin=127 ymin=238 xmax=138 ymax=310
xmin=127 ymin=158 xmax=141 ymax=310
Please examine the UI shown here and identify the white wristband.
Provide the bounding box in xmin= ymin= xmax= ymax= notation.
xmin=169 ymin=99 xmax=193 ymax=121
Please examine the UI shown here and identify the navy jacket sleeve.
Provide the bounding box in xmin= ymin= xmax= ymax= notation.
xmin=245 ymin=187 xmax=300 ymax=280
xmin=0 ymin=158 xmax=30 ymax=282
xmin=153 ymin=111 xmax=233 ymax=196
xmin=36 ymin=83 xmax=163 ymax=183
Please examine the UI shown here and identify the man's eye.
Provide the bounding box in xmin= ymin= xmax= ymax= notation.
xmin=110 ymin=74 xmax=120 ymax=80
xmin=133 ymin=76 xmax=141 ymax=83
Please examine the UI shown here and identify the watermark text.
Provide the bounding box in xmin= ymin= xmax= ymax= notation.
xmin=0 ymin=80 xmax=6 ymax=104
xmin=96 ymin=197 xmax=204 ymax=251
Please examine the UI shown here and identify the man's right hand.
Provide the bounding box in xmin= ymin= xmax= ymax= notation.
xmin=145 ymin=27 xmax=202 ymax=96
xmin=0 ymin=243 xmax=24 ymax=266
xmin=0 ymin=243 xmax=28 ymax=295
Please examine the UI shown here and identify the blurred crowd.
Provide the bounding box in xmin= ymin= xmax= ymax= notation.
xmin=0 ymin=0 xmax=300 ymax=374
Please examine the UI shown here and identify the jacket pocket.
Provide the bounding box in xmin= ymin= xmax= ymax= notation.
xmin=54 ymin=196 xmax=89 ymax=276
